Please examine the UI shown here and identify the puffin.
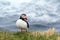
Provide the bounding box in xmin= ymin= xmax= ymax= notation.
xmin=16 ymin=14 xmax=29 ymax=32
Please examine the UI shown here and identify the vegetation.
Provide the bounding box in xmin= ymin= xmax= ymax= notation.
xmin=0 ymin=31 xmax=60 ymax=40
xmin=0 ymin=28 xmax=60 ymax=40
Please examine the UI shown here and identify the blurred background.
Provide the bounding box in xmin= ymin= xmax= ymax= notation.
xmin=0 ymin=0 xmax=60 ymax=32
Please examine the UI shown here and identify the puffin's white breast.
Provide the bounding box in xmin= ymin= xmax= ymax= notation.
xmin=16 ymin=19 xmax=27 ymax=29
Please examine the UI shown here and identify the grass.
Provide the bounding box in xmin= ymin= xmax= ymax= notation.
xmin=0 ymin=31 xmax=60 ymax=40
xmin=0 ymin=28 xmax=60 ymax=40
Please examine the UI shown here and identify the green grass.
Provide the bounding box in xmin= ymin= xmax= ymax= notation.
xmin=0 ymin=31 xmax=60 ymax=40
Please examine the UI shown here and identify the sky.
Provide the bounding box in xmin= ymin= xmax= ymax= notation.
xmin=0 ymin=0 xmax=60 ymax=32
xmin=3 ymin=0 xmax=32 ymax=3
xmin=0 ymin=0 xmax=60 ymax=23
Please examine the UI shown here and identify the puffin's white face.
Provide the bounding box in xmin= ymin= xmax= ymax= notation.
xmin=21 ymin=14 xmax=27 ymax=21
xmin=22 ymin=15 xmax=27 ymax=19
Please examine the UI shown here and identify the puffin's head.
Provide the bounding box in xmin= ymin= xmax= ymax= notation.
xmin=20 ymin=14 xmax=27 ymax=20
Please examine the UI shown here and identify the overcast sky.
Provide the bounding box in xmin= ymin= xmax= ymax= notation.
xmin=4 ymin=0 xmax=31 ymax=3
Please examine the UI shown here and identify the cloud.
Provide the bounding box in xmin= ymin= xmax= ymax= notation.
xmin=0 ymin=0 xmax=60 ymax=24
xmin=6 ymin=0 xmax=31 ymax=4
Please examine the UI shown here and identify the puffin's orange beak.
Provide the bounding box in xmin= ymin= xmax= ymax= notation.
xmin=24 ymin=18 xmax=27 ymax=20
xmin=24 ymin=16 xmax=27 ymax=20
